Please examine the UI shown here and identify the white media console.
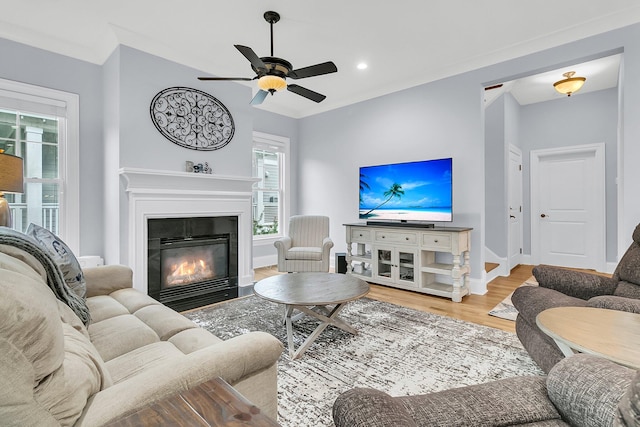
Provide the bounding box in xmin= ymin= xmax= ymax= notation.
xmin=344 ymin=223 xmax=472 ymax=302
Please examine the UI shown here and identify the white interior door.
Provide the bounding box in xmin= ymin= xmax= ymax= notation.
xmin=530 ymin=144 xmax=605 ymax=270
xmin=508 ymin=146 xmax=523 ymax=270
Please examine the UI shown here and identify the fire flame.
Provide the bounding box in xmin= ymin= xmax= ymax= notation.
xmin=166 ymin=258 xmax=214 ymax=286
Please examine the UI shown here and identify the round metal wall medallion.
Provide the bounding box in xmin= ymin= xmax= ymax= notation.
xmin=150 ymin=87 xmax=235 ymax=151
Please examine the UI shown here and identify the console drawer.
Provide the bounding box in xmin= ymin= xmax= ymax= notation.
xmin=350 ymin=228 xmax=371 ymax=242
xmin=421 ymin=233 xmax=452 ymax=250
xmin=375 ymin=231 xmax=417 ymax=245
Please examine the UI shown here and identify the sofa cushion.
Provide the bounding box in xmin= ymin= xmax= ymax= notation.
xmin=88 ymin=314 xmax=160 ymax=362
xmin=86 ymin=295 xmax=130 ymax=323
xmin=512 ymin=285 xmax=588 ymax=325
xmin=0 ymin=253 xmax=64 ymax=383
xmin=0 ymin=244 xmax=47 ymax=283
xmin=613 ymin=281 xmax=640 ymax=299
xmin=169 ymin=328 xmax=223 ymax=354
xmin=134 ymin=304 xmax=199 ymax=341
xmin=26 ymin=223 xmax=86 ymax=299
xmin=333 ymin=388 xmax=419 ymax=427
xmin=547 ymin=354 xmax=632 ymax=427
xmin=286 ymin=247 xmax=323 ymax=260
xmin=617 ymin=370 xmax=640 ymax=426
xmin=0 ymin=337 xmax=59 ymax=426
xmin=110 ymin=288 xmax=162 ymax=313
xmin=35 ymin=322 xmax=111 ymax=426
xmin=105 ymin=341 xmax=184 ymax=384
xmin=57 ymin=300 xmax=91 ymax=340
xmin=1 ymin=248 xmax=111 ymax=426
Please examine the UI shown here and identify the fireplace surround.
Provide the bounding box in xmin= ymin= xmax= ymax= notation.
xmin=119 ymin=168 xmax=258 ymax=297
xmin=148 ymin=216 xmax=238 ymax=311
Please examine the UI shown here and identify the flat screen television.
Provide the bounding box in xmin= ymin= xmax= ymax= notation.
xmin=359 ymin=157 xmax=452 ymax=224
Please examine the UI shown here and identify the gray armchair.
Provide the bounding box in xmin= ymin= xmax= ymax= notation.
xmin=274 ymin=215 xmax=333 ymax=272
xmin=333 ymin=354 xmax=638 ymax=427
xmin=512 ymin=223 xmax=640 ymax=373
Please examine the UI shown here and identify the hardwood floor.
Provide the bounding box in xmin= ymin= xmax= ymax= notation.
xmin=253 ymin=264 xmax=536 ymax=333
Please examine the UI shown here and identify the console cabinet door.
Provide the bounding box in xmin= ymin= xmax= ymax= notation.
xmin=373 ymin=245 xmax=418 ymax=287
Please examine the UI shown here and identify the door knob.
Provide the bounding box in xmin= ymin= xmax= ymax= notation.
xmin=540 ymin=214 xmax=547 ymax=218
xmin=510 ymin=215 xmax=516 ymax=219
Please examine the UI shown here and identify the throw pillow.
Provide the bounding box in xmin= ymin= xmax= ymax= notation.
xmin=26 ymin=223 xmax=86 ymax=299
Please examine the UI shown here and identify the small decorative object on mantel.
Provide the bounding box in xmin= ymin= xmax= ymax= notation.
xmin=186 ymin=160 xmax=212 ymax=174
xmin=150 ymin=87 xmax=235 ymax=151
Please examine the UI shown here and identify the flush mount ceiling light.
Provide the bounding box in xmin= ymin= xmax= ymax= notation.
xmin=553 ymin=71 xmax=586 ymax=96
xmin=258 ymin=74 xmax=287 ymax=92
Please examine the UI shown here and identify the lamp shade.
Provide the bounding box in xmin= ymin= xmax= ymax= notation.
xmin=553 ymin=71 xmax=586 ymax=97
xmin=0 ymin=152 xmax=24 ymax=193
xmin=258 ymin=75 xmax=287 ymax=92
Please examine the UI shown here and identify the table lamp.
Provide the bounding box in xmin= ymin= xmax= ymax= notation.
xmin=0 ymin=150 xmax=24 ymax=227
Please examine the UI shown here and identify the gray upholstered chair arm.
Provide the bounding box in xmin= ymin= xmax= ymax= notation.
xmin=333 ymin=388 xmax=418 ymax=427
xmin=587 ymin=295 xmax=640 ymax=313
xmin=533 ymin=265 xmax=617 ymax=300
xmin=546 ymin=354 xmax=634 ymax=427
xmin=334 ymin=377 xmax=563 ymax=427
xmin=396 ymin=376 xmax=562 ymax=427
xmin=322 ymin=237 xmax=334 ymax=252
xmin=84 ymin=265 xmax=133 ymax=297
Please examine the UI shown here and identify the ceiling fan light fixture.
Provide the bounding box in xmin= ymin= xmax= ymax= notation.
xmin=553 ymin=71 xmax=586 ymax=96
xmin=258 ymin=75 xmax=287 ymax=92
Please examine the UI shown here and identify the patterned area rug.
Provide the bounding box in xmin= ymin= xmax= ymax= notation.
xmin=185 ymin=296 xmax=543 ymax=426
xmin=488 ymin=276 xmax=539 ymax=321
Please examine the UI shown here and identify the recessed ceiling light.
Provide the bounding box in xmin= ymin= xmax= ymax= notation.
xmin=357 ymin=63 xmax=368 ymax=70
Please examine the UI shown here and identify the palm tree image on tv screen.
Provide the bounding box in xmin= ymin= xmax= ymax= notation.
xmin=359 ymin=158 xmax=453 ymax=223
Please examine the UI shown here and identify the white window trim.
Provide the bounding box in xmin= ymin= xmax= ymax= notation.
xmin=252 ymin=131 xmax=290 ymax=246
xmin=0 ymin=78 xmax=80 ymax=253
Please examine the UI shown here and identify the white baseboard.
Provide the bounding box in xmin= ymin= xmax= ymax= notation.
xmin=469 ymin=275 xmax=487 ymax=295
xmin=253 ymin=254 xmax=278 ymax=269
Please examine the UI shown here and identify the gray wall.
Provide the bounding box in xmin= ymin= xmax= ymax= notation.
xmin=296 ymin=23 xmax=640 ymax=282
xmin=0 ymin=38 xmax=104 ymax=256
xmin=484 ymin=88 xmax=616 ymax=264
xmin=298 ymin=75 xmax=485 ymax=279
xmin=3 ymin=21 xmax=640 ymax=277
xmin=484 ymin=95 xmax=507 ymax=257
xmin=520 ymin=88 xmax=619 ymax=261
xmin=107 ymin=46 xmax=299 ymax=265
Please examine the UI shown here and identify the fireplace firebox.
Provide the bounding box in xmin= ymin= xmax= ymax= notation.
xmin=147 ymin=216 xmax=238 ymax=311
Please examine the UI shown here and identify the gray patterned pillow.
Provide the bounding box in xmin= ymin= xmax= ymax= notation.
xmin=26 ymin=223 xmax=86 ymax=299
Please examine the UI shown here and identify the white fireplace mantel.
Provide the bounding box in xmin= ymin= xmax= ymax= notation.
xmin=119 ymin=167 xmax=259 ymax=293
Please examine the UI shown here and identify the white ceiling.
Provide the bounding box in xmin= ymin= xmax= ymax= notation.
xmin=484 ymin=54 xmax=622 ymax=107
xmin=2 ymin=1 xmax=640 ymax=118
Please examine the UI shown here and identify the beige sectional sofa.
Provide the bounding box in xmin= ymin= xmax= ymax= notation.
xmin=0 ymin=245 xmax=283 ymax=426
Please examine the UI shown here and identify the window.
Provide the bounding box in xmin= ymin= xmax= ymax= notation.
xmin=0 ymin=79 xmax=79 ymax=251
xmin=252 ymin=132 xmax=289 ymax=240
xmin=0 ymin=111 xmax=60 ymax=233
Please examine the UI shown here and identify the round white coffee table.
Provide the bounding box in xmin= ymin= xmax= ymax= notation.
xmin=254 ymin=273 xmax=370 ymax=359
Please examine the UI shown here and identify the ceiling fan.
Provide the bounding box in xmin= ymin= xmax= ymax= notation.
xmin=198 ymin=11 xmax=338 ymax=105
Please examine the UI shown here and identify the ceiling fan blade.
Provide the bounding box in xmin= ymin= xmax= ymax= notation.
xmin=198 ymin=77 xmax=254 ymax=81
xmin=250 ymin=90 xmax=269 ymax=105
xmin=289 ymin=61 xmax=337 ymax=79
xmin=234 ymin=45 xmax=267 ymax=71
xmin=287 ymin=84 xmax=326 ymax=103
